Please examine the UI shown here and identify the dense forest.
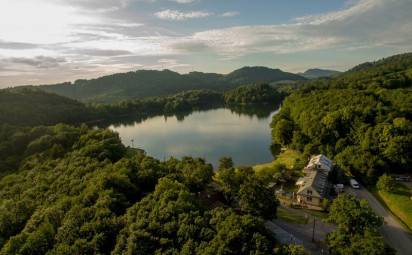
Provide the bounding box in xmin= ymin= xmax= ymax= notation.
xmin=224 ymin=84 xmax=282 ymax=105
xmin=0 ymin=124 xmax=288 ymax=254
xmin=19 ymin=67 xmax=304 ymax=103
xmin=0 ymin=89 xmax=94 ymax=126
xmin=1 ymin=84 xmax=282 ymax=127
xmin=271 ymin=53 xmax=412 ymax=183
xmin=1 ymin=52 xmax=411 ymax=254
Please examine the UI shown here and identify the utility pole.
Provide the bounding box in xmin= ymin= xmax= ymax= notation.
xmin=312 ymin=218 xmax=316 ymax=242
xmin=131 ymin=139 xmax=134 ymax=148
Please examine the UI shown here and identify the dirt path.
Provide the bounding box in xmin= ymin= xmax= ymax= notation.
xmin=347 ymin=186 xmax=412 ymax=255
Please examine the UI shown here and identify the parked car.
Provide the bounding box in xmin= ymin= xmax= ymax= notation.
xmin=334 ymin=184 xmax=345 ymax=193
xmin=393 ymin=175 xmax=410 ymax=182
xmin=350 ymin=179 xmax=360 ymax=189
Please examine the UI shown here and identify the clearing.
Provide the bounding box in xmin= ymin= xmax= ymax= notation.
xmin=254 ymin=149 xmax=303 ymax=171
xmin=375 ymin=182 xmax=412 ymax=231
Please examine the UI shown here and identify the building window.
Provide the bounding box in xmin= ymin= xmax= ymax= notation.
xmin=307 ymin=190 xmax=312 ymax=195
xmin=307 ymin=196 xmax=312 ymax=202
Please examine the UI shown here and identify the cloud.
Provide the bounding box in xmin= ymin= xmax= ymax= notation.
xmin=155 ymin=9 xmax=213 ymax=20
xmin=4 ymin=56 xmax=67 ymax=68
xmin=221 ymin=11 xmax=240 ymax=17
xmin=156 ymin=58 xmax=191 ymax=69
xmin=167 ymin=40 xmax=210 ymax=52
xmin=170 ymin=0 xmax=196 ymax=3
xmin=142 ymin=0 xmax=196 ymax=4
xmin=69 ymin=49 xmax=133 ymax=57
xmin=0 ymin=40 xmax=39 ymax=50
xmin=166 ymin=0 xmax=412 ymax=57
xmin=59 ymin=0 xmax=131 ymax=12
xmin=1 ymin=0 xmax=412 ymax=87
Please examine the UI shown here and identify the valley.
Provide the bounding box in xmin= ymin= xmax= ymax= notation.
xmin=0 ymin=53 xmax=411 ymax=254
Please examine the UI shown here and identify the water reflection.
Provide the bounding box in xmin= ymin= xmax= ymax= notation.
xmin=105 ymin=104 xmax=278 ymax=128
xmin=109 ymin=105 xmax=279 ymax=167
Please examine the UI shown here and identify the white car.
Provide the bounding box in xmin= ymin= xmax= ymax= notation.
xmin=350 ymin=179 xmax=360 ymax=189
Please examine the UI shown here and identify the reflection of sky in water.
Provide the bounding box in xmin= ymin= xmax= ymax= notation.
xmin=109 ymin=108 xmax=278 ymax=167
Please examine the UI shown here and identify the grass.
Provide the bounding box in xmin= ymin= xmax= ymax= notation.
xmin=301 ymin=209 xmax=329 ymax=220
xmin=374 ymin=183 xmax=412 ymax=231
xmin=277 ymin=206 xmax=308 ymax=224
xmin=254 ymin=149 xmax=302 ymax=172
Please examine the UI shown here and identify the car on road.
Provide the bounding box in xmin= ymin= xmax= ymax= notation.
xmin=350 ymin=179 xmax=360 ymax=189
xmin=393 ymin=175 xmax=410 ymax=182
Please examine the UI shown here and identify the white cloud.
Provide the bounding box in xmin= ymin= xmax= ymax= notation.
xmin=155 ymin=9 xmax=213 ymax=20
xmin=168 ymin=0 xmax=412 ymax=57
xmin=1 ymin=0 xmax=412 ymax=86
xmin=170 ymin=0 xmax=196 ymax=3
xmin=221 ymin=11 xmax=240 ymax=17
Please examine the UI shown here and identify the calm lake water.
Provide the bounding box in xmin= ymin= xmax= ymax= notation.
xmin=109 ymin=107 xmax=279 ymax=167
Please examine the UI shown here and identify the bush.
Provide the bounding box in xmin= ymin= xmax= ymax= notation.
xmin=377 ymin=174 xmax=395 ymax=192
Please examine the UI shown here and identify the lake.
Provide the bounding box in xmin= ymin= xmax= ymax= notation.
xmin=109 ymin=106 xmax=279 ymax=167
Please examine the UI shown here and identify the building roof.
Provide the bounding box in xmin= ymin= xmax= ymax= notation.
xmin=296 ymin=169 xmax=329 ymax=197
xmin=306 ymin=154 xmax=333 ymax=172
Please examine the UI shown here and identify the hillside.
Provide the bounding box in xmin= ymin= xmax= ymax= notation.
xmin=271 ymin=52 xmax=412 ymax=183
xmin=224 ymin=66 xmax=305 ymax=85
xmin=0 ymin=84 xmax=282 ymax=127
xmin=0 ymin=125 xmax=279 ymax=254
xmin=0 ymin=89 xmax=94 ymax=126
xmin=330 ymin=52 xmax=412 ymax=89
xmin=299 ymin=68 xmax=341 ymax=79
xmin=26 ymin=67 xmax=305 ymax=103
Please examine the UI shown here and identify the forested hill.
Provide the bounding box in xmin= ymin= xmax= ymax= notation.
xmin=1 ymin=84 xmax=283 ymax=127
xmin=305 ymin=52 xmax=412 ymax=90
xmin=271 ymin=52 xmax=412 ymax=183
xmin=224 ymin=66 xmax=305 ymax=85
xmin=299 ymin=68 xmax=341 ymax=79
xmin=0 ymin=89 xmax=94 ymax=126
xmin=0 ymin=124 xmax=281 ymax=254
xmin=21 ymin=67 xmax=305 ymax=103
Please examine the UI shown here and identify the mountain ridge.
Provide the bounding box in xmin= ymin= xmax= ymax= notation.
xmin=298 ymin=68 xmax=341 ymax=79
xmin=18 ymin=66 xmax=306 ymax=103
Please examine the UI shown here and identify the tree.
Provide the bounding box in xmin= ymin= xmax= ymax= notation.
xmin=327 ymin=195 xmax=383 ymax=233
xmin=277 ymin=244 xmax=308 ymax=255
xmin=326 ymin=195 xmax=394 ymax=255
xmin=218 ymin=157 xmax=234 ymax=170
xmin=377 ymin=174 xmax=395 ymax=192
xmin=238 ymin=177 xmax=278 ymax=219
xmin=272 ymin=119 xmax=294 ymax=145
xmin=200 ymin=208 xmax=275 ymax=255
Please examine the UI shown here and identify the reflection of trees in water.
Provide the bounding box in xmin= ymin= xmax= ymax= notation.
xmin=228 ymin=104 xmax=280 ymax=119
xmin=97 ymin=105 xmax=220 ymax=128
xmin=99 ymin=104 xmax=280 ymax=128
xmin=270 ymin=143 xmax=282 ymax=158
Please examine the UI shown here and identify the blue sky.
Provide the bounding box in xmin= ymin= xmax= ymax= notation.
xmin=0 ymin=0 xmax=411 ymax=87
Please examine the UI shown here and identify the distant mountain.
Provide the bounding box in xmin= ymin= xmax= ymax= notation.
xmin=224 ymin=66 xmax=305 ymax=85
xmin=299 ymin=68 xmax=341 ymax=79
xmin=23 ymin=67 xmax=306 ymax=103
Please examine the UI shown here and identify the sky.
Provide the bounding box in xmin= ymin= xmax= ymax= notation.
xmin=0 ymin=0 xmax=411 ymax=87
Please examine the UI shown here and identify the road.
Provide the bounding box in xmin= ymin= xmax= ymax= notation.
xmin=347 ymin=186 xmax=412 ymax=255
xmin=265 ymin=220 xmax=328 ymax=255
xmin=266 ymin=206 xmax=334 ymax=254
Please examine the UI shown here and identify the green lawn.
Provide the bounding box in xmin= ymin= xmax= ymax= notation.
xmin=277 ymin=206 xmax=308 ymax=224
xmin=254 ymin=149 xmax=303 ymax=172
xmin=301 ymin=208 xmax=328 ymax=220
xmin=376 ymin=183 xmax=412 ymax=231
